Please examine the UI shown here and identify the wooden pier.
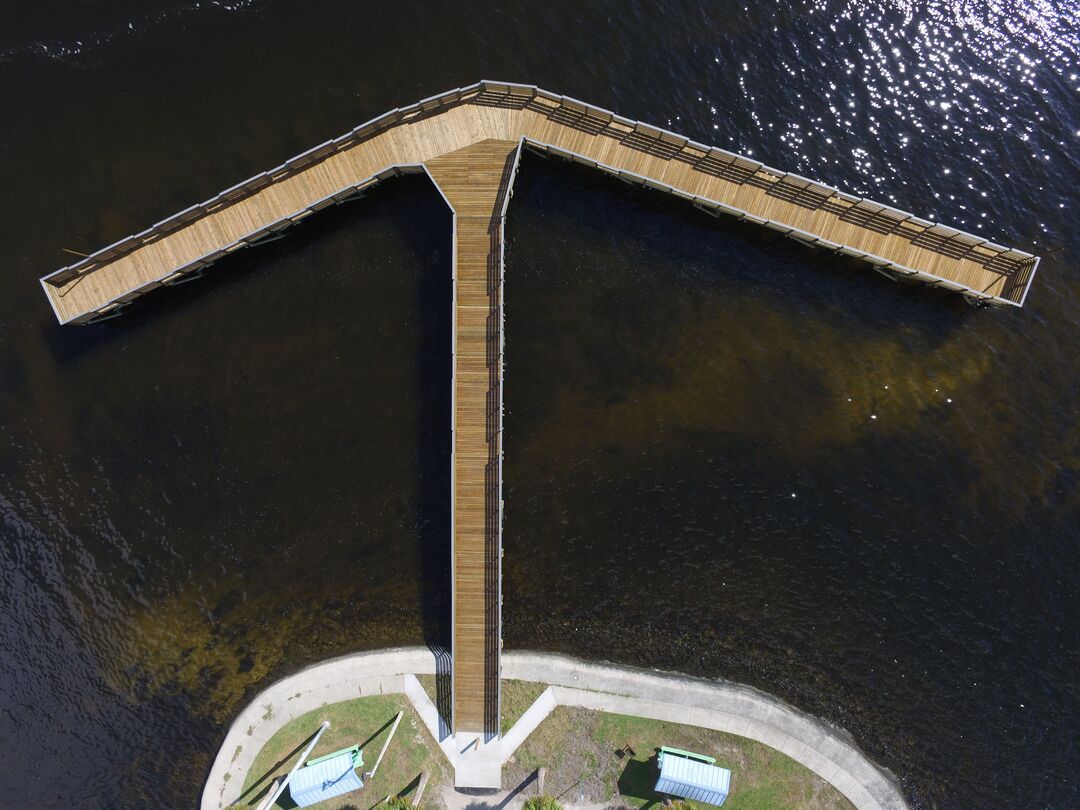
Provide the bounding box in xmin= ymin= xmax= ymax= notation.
xmin=426 ymin=139 xmax=520 ymax=736
xmin=39 ymin=81 xmax=1042 ymax=740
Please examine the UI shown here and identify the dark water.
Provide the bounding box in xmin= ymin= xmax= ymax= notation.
xmin=1 ymin=1 xmax=1077 ymax=807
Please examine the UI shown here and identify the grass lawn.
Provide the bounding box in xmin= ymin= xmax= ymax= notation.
xmin=415 ymin=676 xmax=548 ymax=737
xmin=504 ymin=707 xmax=855 ymax=810
xmin=236 ymin=684 xmax=856 ymax=810
xmin=236 ymin=694 xmax=450 ymax=809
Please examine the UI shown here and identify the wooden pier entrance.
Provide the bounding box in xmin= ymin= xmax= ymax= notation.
xmin=39 ymin=81 xmax=1042 ymax=751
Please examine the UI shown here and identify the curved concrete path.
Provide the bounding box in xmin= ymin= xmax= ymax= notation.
xmin=202 ymin=647 xmax=908 ymax=810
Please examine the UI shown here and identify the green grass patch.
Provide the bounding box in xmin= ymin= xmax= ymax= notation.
xmin=499 ymin=680 xmax=549 ymax=736
xmin=504 ymin=706 xmax=854 ymax=810
xmin=237 ymin=693 xmax=449 ymax=809
xmin=522 ymin=797 xmax=564 ymax=810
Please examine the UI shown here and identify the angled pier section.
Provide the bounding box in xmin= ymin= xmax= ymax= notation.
xmin=41 ymin=80 xmax=1039 ymax=325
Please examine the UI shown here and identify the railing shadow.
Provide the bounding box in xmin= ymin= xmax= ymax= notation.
xmin=472 ymin=90 xmax=532 ymax=110
xmin=429 ymin=643 xmax=453 ymax=739
xmin=765 ymin=175 xmax=836 ymax=211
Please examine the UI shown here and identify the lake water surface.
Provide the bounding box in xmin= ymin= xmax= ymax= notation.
xmin=1 ymin=1 xmax=1077 ymax=807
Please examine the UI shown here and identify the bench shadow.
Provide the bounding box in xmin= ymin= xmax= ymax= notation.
xmin=617 ymin=757 xmax=659 ymax=810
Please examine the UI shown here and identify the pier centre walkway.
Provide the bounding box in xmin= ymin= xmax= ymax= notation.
xmin=426 ymin=139 xmax=520 ymax=740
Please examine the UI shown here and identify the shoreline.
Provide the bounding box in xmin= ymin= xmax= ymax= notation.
xmin=202 ymin=647 xmax=908 ymax=810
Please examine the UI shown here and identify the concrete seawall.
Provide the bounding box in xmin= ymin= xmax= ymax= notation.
xmin=202 ymin=647 xmax=908 ymax=810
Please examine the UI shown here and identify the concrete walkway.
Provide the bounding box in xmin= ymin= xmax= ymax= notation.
xmin=202 ymin=647 xmax=908 ymax=810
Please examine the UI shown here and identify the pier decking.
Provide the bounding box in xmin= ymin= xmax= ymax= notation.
xmin=40 ymin=81 xmax=1041 ymax=750
xmin=426 ymin=139 xmax=520 ymax=737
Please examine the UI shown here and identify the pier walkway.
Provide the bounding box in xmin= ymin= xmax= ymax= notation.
xmin=41 ymin=80 xmax=1039 ymax=325
xmin=41 ymin=82 xmax=1041 ymax=766
xmin=426 ymin=139 xmax=521 ymax=740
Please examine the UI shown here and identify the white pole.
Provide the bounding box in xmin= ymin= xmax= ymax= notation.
xmin=255 ymin=777 xmax=282 ymax=810
xmin=368 ymin=711 xmax=404 ymax=779
xmin=260 ymin=720 xmax=330 ymax=809
xmin=412 ymin=772 xmax=430 ymax=807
